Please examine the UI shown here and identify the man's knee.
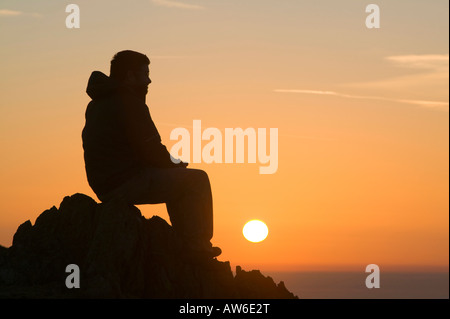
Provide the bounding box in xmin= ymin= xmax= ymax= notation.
xmin=195 ymin=169 xmax=209 ymax=180
xmin=186 ymin=169 xmax=210 ymax=189
xmin=195 ymin=169 xmax=210 ymax=184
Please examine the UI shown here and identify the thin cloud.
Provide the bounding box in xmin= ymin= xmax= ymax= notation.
xmin=346 ymin=54 xmax=448 ymax=93
xmin=294 ymin=54 xmax=449 ymax=111
xmin=386 ymin=54 xmax=449 ymax=71
xmin=0 ymin=9 xmax=41 ymax=17
xmin=0 ymin=9 xmax=22 ymax=16
xmin=274 ymin=89 xmax=449 ymax=110
xmin=150 ymin=0 xmax=204 ymax=10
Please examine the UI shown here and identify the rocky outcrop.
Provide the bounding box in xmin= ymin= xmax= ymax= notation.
xmin=0 ymin=193 xmax=297 ymax=299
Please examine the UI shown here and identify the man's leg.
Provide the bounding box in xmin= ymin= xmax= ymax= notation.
xmin=128 ymin=167 xmax=216 ymax=254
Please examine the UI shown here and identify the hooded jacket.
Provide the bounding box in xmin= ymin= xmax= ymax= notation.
xmin=82 ymin=71 xmax=178 ymax=197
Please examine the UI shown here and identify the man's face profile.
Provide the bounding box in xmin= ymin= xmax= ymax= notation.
xmin=126 ymin=64 xmax=151 ymax=96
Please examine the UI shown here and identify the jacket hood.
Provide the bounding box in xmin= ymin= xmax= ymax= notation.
xmin=86 ymin=71 xmax=120 ymax=100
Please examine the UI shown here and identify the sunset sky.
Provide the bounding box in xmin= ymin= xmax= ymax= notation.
xmin=1 ymin=0 xmax=448 ymax=273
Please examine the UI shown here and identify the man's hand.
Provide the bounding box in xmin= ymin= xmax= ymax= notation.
xmin=170 ymin=154 xmax=188 ymax=168
xmin=178 ymin=161 xmax=188 ymax=168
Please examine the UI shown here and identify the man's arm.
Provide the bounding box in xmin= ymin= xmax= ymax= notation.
xmin=119 ymin=97 xmax=186 ymax=168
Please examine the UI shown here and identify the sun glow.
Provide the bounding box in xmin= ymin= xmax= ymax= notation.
xmin=243 ymin=220 xmax=269 ymax=243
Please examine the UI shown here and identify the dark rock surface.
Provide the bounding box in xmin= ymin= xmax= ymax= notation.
xmin=0 ymin=193 xmax=298 ymax=299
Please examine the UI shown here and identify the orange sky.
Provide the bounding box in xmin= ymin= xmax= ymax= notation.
xmin=0 ymin=0 xmax=448 ymax=272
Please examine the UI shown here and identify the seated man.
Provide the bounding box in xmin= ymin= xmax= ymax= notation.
xmin=82 ymin=50 xmax=221 ymax=258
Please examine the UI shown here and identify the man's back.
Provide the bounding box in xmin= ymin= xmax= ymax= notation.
xmin=83 ymin=70 xmax=179 ymax=198
xmin=82 ymin=71 xmax=142 ymax=197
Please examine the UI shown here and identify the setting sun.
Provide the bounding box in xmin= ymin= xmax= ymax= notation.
xmin=243 ymin=220 xmax=269 ymax=243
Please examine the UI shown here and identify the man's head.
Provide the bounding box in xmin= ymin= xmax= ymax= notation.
xmin=110 ymin=50 xmax=151 ymax=97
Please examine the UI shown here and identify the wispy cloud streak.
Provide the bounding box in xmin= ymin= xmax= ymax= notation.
xmin=341 ymin=54 xmax=448 ymax=107
xmin=0 ymin=9 xmax=22 ymax=16
xmin=150 ymin=0 xmax=204 ymax=10
xmin=0 ymin=9 xmax=41 ymax=17
xmin=385 ymin=54 xmax=449 ymax=71
xmin=274 ymin=89 xmax=449 ymax=110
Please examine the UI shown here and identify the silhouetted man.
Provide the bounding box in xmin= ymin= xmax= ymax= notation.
xmin=82 ymin=50 xmax=221 ymax=258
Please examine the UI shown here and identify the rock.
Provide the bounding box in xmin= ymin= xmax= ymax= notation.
xmin=0 ymin=193 xmax=298 ymax=299
xmin=235 ymin=266 xmax=297 ymax=299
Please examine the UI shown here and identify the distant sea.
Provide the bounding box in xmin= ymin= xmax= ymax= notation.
xmin=265 ymin=271 xmax=449 ymax=299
